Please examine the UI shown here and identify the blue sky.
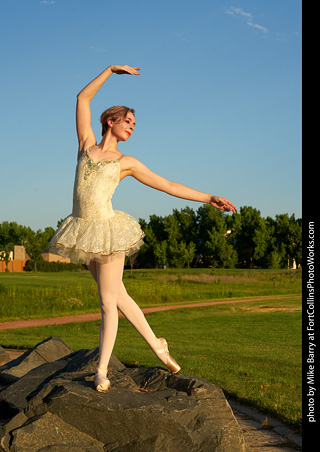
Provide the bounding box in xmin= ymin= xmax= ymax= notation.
xmin=1 ymin=0 xmax=302 ymax=231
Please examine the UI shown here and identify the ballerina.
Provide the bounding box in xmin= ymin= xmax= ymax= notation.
xmin=50 ymin=64 xmax=237 ymax=391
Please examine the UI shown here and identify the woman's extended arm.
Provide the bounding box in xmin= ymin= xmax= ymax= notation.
xmin=76 ymin=65 xmax=140 ymax=153
xmin=121 ymin=156 xmax=237 ymax=212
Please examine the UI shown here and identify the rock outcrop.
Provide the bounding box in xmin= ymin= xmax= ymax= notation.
xmin=0 ymin=348 xmax=10 ymax=367
xmin=0 ymin=337 xmax=249 ymax=451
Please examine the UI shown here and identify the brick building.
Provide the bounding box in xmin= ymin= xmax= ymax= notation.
xmin=0 ymin=246 xmax=70 ymax=272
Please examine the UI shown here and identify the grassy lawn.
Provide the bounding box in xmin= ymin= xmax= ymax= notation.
xmin=0 ymin=296 xmax=302 ymax=433
xmin=0 ymin=268 xmax=301 ymax=321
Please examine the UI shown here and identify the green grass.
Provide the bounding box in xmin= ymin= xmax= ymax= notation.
xmin=0 ymin=297 xmax=302 ymax=433
xmin=0 ymin=268 xmax=301 ymax=321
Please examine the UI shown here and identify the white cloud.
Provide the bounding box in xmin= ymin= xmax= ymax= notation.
xmin=247 ymin=21 xmax=268 ymax=34
xmin=88 ymin=46 xmax=106 ymax=54
xmin=226 ymin=6 xmax=252 ymax=19
xmin=226 ymin=6 xmax=268 ymax=34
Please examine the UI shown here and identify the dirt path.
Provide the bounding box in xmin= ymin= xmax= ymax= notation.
xmin=0 ymin=295 xmax=300 ymax=330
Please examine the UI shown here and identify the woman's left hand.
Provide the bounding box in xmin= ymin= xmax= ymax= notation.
xmin=210 ymin=196 xmax=237 ymax=213
xmin=109 ymin=65 xmax=141 ymax=75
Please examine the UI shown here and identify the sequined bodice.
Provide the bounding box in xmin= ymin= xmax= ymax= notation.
xmin=72 ymin=150 xmax=120 ymax=220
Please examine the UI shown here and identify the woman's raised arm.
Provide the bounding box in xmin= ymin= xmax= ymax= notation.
xmin=121 ymin=156 xmax=237 ymax=213
xmin=76 ymin=65 xmax=140 ymax=153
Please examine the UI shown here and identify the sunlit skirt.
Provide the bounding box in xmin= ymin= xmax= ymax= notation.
xmin=49 ymin=210 xmax=144 ymax=265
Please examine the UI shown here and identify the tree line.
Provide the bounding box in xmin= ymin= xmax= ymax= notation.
xmin=136 ymin=205 xmax=301 ymax=269
xmin=0 ymin=205 xmax=302 ymax=270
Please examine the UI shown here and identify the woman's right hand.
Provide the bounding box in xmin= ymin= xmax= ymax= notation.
xmin=210 ymin=196 xmax=237 ymax=213
xmin=109 ymin=65 xmax=141 ymax=75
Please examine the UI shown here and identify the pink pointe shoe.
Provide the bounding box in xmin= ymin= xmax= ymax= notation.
xmin=153 ymin=338 xmax=181 ymax=374
xmin=94 ymin=365 xmax=110 ymax=392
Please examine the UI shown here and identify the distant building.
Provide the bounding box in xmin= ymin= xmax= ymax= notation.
xmin=0 ymin=245 xmax=70 ymax=272
xmin=13 ymin=245 xmax=27 ymax=260
xmin=42 ymin=249 xmax=70 ymax=263
xmin=0 ymin=246 xmax=26 ymax=272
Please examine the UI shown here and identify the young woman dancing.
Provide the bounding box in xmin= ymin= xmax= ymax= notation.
xmin=49 ymin=64 xmax=237 ymax=392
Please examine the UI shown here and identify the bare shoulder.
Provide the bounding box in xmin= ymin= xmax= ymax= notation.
xmin=119 ymin=155 xmax=148 ymax=180
xmin=121 ymin=154 xmax=140 ymax=164
xmin=120 ymin=155 xmax=144 ymax=170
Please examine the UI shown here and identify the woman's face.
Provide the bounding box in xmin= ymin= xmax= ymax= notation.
xmin=110 ymin=112 xmax=135 ymax=141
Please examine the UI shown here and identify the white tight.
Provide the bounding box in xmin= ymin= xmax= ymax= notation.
xmin=88 ymin=255 xmax=158 ymax=368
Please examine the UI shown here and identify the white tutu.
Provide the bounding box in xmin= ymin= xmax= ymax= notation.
xmin=49 ymin=149 xmax=144 ymax=264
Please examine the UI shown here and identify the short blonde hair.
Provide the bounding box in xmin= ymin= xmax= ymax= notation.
xmin=100 ymin=106 xmax=135 ymax=136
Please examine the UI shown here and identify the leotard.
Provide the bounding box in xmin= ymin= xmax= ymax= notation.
xmin=49 ymin=148 xmax=144 ymax=264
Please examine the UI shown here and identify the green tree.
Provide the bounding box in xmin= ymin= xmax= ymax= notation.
xmin=0 ymin=222 xmax=34 ymax=268
xmin=172 ymin=207 xmax=197 ymax=245
xmin=0 ymin=221 xmax=28 ymax=248
xmin=24 ymin=227 xmax=55 ymax=272
xmin=273 ymin=214 xmax=302 ymax=268
xmin=120 ymin=206 xmax=302 ymax=269
xmin=204 ymin=220 xmax=237 ymax=268
xmin=154 ymin=240 xmax=168 ymax=268
xmin=267 ymin=250 xmax=283 ymax=269
xmin=180 ymin=241 xmax=196 ymax=268
xmin=138 ymin=221 xmax=159 ymax=268
xmin=292 ymin=217 xmax=302 ymax=267
xmin=24 ymin=229 xmax=44 ymax=272
xmin=233 ymin=206 xmax=268 ymax=268
xmin=196 ymin=204 xmax=236 ymax=267
xmin=163 ymin=215 xmax=196 ymax=267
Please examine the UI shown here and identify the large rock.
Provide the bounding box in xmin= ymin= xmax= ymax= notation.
xmin=0 ymin=336 xmax=73 ymax=385
xmin=0 ymin=337 xmax=249 ymax=452
xmin=0 ymin=348 xmax=10 ymax=366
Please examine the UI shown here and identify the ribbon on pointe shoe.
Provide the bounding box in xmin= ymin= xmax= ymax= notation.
xmin=153 ymin=338 xmax=181 ymax=374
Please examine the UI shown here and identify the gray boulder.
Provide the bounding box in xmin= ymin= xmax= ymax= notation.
xmin=0 ymin=348 xmax=10 ymax=366
xmin=0 ymin=337 xmax=249 ymax=452
xmin=0 ymin=336 xmax=73 ymax=385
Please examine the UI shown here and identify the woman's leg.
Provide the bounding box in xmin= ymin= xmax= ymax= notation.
xmin=89 ymin=257 xmax=180 ymax=377
xmin=95 ymin=255 xmax=125 ymax=368
xmin=88 ymin=255 xmax=125 ymax=391
xmin=117 ymin=282 xmax=157 ymax=345
xmin=89 ymin=262 xmax=157 ymax=357
xmin=116 ymin=282 xmax=180 ymax=373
